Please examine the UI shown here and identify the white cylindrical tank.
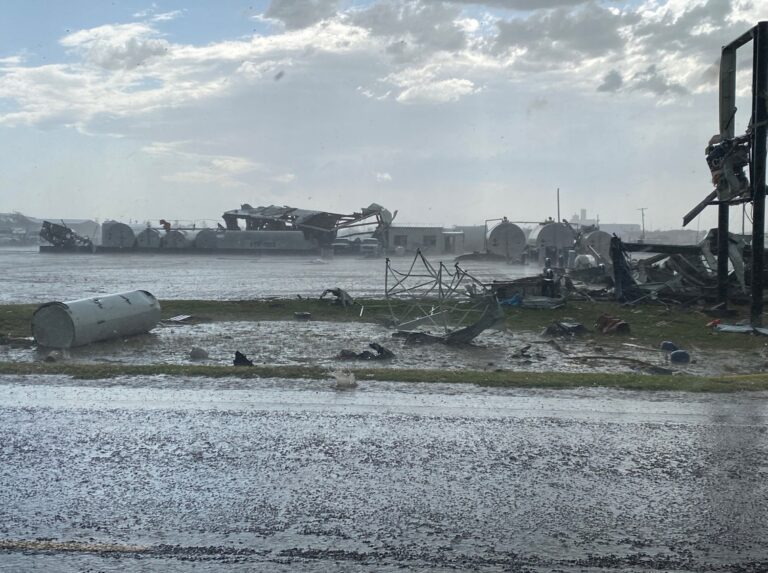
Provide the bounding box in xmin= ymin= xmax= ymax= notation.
xmin=164 ymin=230 xmax=199 ymax=249
xmin=527 ymin=223 xmax=576 ymax=251
xmin=101 ymin=221 xmax=143 ymax=248
xmin=581 ymin=229 xmax=612 ymax=261
xmin=32 ymin=290 xmax=161 ymax=349
xmin=136 ymin=228 xmax=163 ymax=248
xmin=195 ymin=228 xmax=222 ymax=249
xmin=486 ymin=221 xmax=526 ymax=260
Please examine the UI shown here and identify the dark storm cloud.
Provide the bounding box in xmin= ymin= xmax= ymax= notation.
xmin=265 ymin=0 xmax=340 ymax=29
xmin=597 ymin=69 xmax=623 ymax=92
xmin=494 ymin=3 xmax=637 ymax=63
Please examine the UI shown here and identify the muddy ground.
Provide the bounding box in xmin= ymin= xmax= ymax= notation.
xmin=3 ymin=319 xmax=766 ymax=377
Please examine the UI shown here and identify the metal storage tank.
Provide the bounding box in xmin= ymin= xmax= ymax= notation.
xmin=101 ymin=221 xmax=144 ymax=248
xmin=214 ymin=230 xmax=317 ymax=251
xmin=164 ymin=229 xmax=199 ymax=249
xmin=32 ymin=290 xmax=161 ymax=348
xmin=136 ymin=227 xmax=163 ymax=248
xmin=580 ymin=229 xmax=612 ymax=262
xmin=486 ymin=221 xmax=526 ymax=260
xmin=195 ymin=228 xmax=222 ymax=249
xmin=527 ymin=222 xmax=576 ymax=251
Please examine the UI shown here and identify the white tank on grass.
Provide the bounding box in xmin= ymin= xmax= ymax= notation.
xmin=31 ymin=290 xmax=161 ymax=349
xmin=486 ymin=221 xmax=526 ymax=260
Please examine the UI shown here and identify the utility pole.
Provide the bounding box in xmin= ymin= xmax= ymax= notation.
xmin=556 ymin=188 xmax=561 ymax=222
xmin=637 ymin=207 xmax=647 ymax=243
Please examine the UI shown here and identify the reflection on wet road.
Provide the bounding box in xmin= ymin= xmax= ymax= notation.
xmin=1 ymin=375 xmax=767 ymax=572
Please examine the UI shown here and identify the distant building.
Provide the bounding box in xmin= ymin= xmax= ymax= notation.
xmin=453 ymin=225 xmax=486 ymax=253
xmin=388 ymin=225 xmax=464 ymax=255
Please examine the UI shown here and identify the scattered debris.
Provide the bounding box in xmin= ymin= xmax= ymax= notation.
xmin=670 ymin=349 xmax=691 ymax=364
xmin=596 ymin=314 xmax=630 ymax=335
xmin=294 ymin=312 xmax=312 ymax=321
xmin=189 ymin=347 xmax=209 ymax=360
xmin=167 ymin=314 xmax=193 ymax=323
xmin=233 ymin=351 xmax=254 ymax=366
xmin=337 ymin=342 xmax=395 ymax=361
xmin=330 ymin=369 xmax=358 ymax=389
xmin=320 ymin=288 xmax=354 ymax=307
xmin=43 ymin=350 xmax=63 ymax=363
xmin=39 ymin=220 xmax=93 ymax=250
xmin=660 ymin=341 xmax=679 ymax=352
xmin=542 ymin=321 xmax=587 ymax=337
xmin=714 ymin=323 xmax=768 ymax=336
xmin=385 ymin=251 xmax=504 ymax=345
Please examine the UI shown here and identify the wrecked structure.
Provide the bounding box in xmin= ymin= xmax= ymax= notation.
xmin=384 ymin=251 xmax=504 ymax=345
xmin=40 ymin=203 xmax=394 ymax=255
xmin=680 ymin=21 xmax=768 ymax=324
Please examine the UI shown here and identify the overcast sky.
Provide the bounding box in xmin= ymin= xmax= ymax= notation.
xmin=0 ymin=0 xmax=766 ymax=230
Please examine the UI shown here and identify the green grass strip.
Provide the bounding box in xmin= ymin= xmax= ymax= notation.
xmin=1 ymin=361 xmax=767 ymax=393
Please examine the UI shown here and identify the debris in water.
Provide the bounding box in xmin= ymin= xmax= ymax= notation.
xmin=337 ymin=342 xmax=395 ymax=360
xmin=320 ymin=287 xmax=354 ymax=307
xmin=189 ymin=347 xmax=209 ymax=360
xmin=596 ymin=314 xmax=630 ymax=334
xmin=233 ymin=351 xmax=254 ymax=366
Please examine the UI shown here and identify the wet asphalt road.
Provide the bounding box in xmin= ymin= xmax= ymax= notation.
xmin=1 ymin=375 xmax=768 ymax=572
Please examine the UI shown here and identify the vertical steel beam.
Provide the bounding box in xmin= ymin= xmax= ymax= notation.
xmin=718 ymin=46 xmax=738 ymax=305
xmin=751 ymin=22 xmax=768 ymax=325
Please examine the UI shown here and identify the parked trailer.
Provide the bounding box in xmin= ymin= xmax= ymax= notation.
xmin=32 ymin=290 xmax=161 ymax=349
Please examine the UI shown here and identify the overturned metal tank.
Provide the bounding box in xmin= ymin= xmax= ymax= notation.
xmin=136 ymin=227 xmax=163 ymax=248
xmin=487 ymin=221 xmax=526 ymax=261
xmin=32 ymin=290 xmax=161 ymax=348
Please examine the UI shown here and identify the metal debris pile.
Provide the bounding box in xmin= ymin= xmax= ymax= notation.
xmin=384 ymin=251 xmax=504 ymax=345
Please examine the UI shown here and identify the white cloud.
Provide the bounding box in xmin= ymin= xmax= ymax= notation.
xmin=61 ymin=23 xmax=170 ymax=70
xmin=375 ymin=172 xmax=392 ymax=182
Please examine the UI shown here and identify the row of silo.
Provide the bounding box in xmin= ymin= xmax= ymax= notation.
xmin=484 ymin=220 xmax=612 ymax=266
xmin=101 ymin=221 xmax=318 ymax=252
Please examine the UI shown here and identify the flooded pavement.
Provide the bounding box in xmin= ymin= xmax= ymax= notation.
xmin=1 ymin=375 xmax=768 ymax=572
xmin=3 ymin=319 xmax=765 ymax=376
xmin=0 ymin=247 xmax=536 ymax=303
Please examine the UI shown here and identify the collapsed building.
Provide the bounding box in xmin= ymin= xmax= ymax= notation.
xmin=41 ymin=203 xmax=394 ymax=254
